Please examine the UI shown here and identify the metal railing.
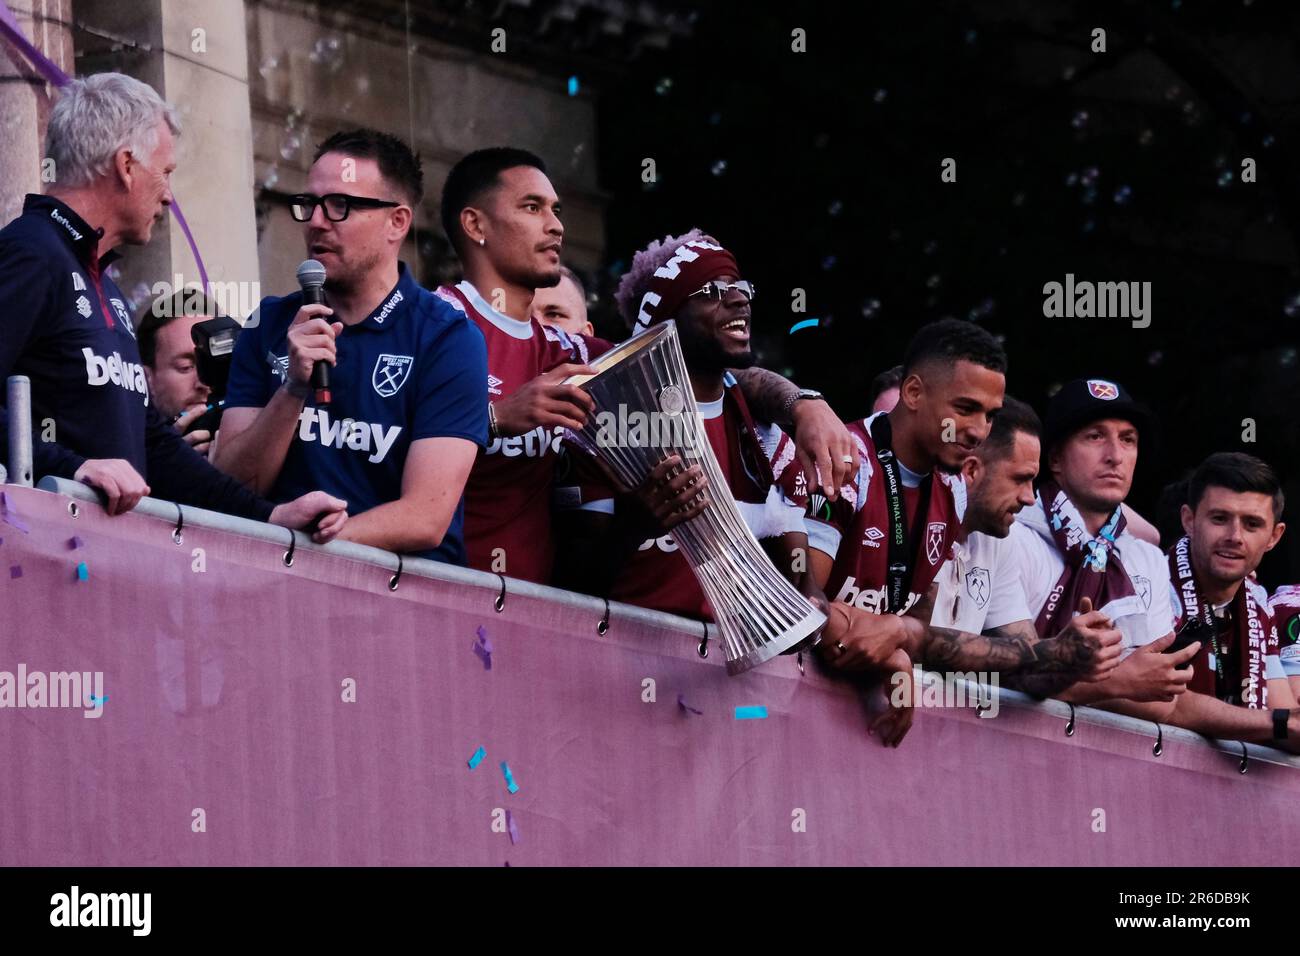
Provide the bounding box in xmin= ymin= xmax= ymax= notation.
xmin=9 ymin=374 xmax=1300 ymax=770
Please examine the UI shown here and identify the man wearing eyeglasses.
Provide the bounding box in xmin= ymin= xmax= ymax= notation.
xmin=553 ymin=230 xmax=811 ymax=623
xmin=437 ymin=148 xmax=859 ymax=585
xmin=215 ymin=129 xmax=487 ymax=564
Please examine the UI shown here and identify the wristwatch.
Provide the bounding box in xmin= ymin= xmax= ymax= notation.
xmin=1273 ymin=708 xmax=1289 ymax=741
xmin=782 ymin=387 xmax=824 ymax=423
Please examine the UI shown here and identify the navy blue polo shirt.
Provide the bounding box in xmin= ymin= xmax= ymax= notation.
xmin=0 ymin=194 xmax=273 ymax=521
xmin=226 ymin=262 xmax=487 ymax=564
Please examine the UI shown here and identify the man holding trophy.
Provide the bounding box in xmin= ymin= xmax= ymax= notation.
xmin=555 ymin=230 xmax=812 ymax=628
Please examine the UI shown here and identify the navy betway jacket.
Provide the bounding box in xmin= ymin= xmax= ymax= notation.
xmin=0 ymin=194 xmax=273 ymax=520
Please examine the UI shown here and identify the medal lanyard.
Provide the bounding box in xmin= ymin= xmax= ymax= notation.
xmin=870 ymin=415 xmax=933 ymax=614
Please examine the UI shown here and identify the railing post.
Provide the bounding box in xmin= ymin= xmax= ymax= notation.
xmin=7 ymin=375 xmax=33 ymax=487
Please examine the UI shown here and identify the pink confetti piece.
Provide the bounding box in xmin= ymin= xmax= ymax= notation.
xmin=677 ymin=693 xmax=703 ymax=716
xmin=68 ymin=536 xmax=84 ymax=550
xmin=506 ymin=810 xmax=520 ymax=845
xmin=10 ymin=565 xmax=21 ymax=579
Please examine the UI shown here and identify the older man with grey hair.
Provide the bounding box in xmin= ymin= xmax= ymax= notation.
xmin=0 ymin=72 xmax=347 ymax=539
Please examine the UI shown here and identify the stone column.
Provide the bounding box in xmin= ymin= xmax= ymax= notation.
xmin=0 ymin=0 xmax=74 ymax=226
xmin=73 ymin=0 xmax=258 ymax=317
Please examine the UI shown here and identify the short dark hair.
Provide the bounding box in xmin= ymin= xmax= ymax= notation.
xmin=440 ymin=146 xmax=548 ymax=257
xmin=313 ymin=128 xmax=423 ymax=206
xmin=136 ymin=289 xmax=225 ymax=367
xmin=868 ymin=365 xmax=903 ymax=406
xmin=901 ymin=319 xmax=1007 ymax=379
xmin=1187 ymin=452 xmax=1285 ymax=521
xmin=977 ymin=396 xmax=1041 ymax=462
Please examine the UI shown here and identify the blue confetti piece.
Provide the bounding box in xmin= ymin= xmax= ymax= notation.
xmin=467 ymin=745 xmax=486 ymax=769
xmin=501 ymin=761 xmax=519 ymax=794
xmin=75 ymin=561 xmax=88 ymax=582
xmin=788 ymin=318 xmax=820 ymax=335
xmin=567 ymin=75 xmax=579 ymax=96
xmin=734 ymin=705 xmax=768 ymax=720
xmin=89 ymin=694 xmax=108 ymax=706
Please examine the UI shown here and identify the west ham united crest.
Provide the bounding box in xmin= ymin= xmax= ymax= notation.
xmin=372 ymin=354 xmax=414 ymax=397
xmin=964 ymin=567 xmax=991 ymax=609
xmin=926 ymin=521 xmax=947 ymax=566
xmin=1087 ymin=379 xmax=1119 ymax=400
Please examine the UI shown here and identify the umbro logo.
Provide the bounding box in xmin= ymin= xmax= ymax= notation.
xmin=487 ymin=373 xmax=503 ymax=396
xmin=862 ymin=526 xmax=884 ymax=549
xmin=75 ymin=295 xmax=92 ymax=319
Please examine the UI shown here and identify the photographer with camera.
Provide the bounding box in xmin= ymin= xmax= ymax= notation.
xmin=137 ymin=288 xmax=239 ymax=459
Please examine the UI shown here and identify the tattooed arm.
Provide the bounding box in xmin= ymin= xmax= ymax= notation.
xmin=902 ymin=587 xmax=1124 ymax=681
xmin=731 ymin=367 xmax=858 ymax=500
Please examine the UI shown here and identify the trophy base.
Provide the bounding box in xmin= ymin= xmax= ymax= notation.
xmin=721 ymin=605 xmax=828 ymax=677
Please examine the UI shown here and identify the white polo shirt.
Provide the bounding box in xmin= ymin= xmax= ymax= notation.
xmin=930 ymin=530 xmax=1030 ymax=633
xmin=1004 ymin=505 xmax=1176 ymax=658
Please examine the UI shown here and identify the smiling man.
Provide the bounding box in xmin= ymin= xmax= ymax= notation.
xmin=1159 ymin=452 xmax=1300 ymax=750
xmin=215 ymin=129 xmax=486 ymax=563
xmin=553 ymin=230 xmax=810 ymax=620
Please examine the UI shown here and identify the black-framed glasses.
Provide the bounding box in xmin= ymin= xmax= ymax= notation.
xmin=687 ymin=279 xmax=756 ymax=303
xmin=289 ymin=193 xmax=401 ymax=223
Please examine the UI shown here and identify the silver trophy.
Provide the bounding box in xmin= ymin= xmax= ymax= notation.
xmin=565 ymin=321 xmax=826 ymax=675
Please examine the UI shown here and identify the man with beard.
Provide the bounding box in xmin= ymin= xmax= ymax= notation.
xmin=928 ymin=397 xmax=1123 ymax=694
xmin=438 ymin=149 xmax=858 ymax=585
xmin=1160 ymin=452 xmax=1300 ymax=749
xmin=808 ymin=326 xmax=1116 ymax=744
xmin=1002 ymin=378 xmax=1200 ymax=721
xmin=217 ymin=129 xmax=486 ymax=563
xmin=552 ymin=230 xmax=809 ymax=620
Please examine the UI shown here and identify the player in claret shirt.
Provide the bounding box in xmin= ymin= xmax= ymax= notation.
xmin=438 ymin=148 xmax=861 ymax=585
xmin=552 ymin=230 xmax=811 ymax=619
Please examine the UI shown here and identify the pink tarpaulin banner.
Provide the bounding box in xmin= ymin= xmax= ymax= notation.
xmin=1 ymin=482 xmax=1298 ymax=866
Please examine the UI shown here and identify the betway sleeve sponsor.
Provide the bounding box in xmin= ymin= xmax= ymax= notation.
xmin=0 ymin=242 xmax=85 ymax=478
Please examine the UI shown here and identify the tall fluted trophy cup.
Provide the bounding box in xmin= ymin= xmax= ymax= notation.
xmin=565 ymin=321 xmax=826 ymax=675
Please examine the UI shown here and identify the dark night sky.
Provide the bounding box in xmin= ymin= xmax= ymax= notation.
xmin=589 ymin=0 xmax=1300 ymax=583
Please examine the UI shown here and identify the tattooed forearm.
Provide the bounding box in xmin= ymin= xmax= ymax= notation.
xmin=731 ymin=367 xmax=798 ymax=426
xmin=988 ymin=621 xmax=1099 ymax=676
xmin=919 ymin=625 xmax=1038 ymax=673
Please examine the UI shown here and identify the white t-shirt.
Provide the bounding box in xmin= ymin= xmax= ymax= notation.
xmin=930 ymin=530 xmax=1030 ymax=634
xmin=1005 ymin=508 xmax=1176 ymax=658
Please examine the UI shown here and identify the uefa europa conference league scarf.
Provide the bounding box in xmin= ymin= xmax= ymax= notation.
xmin=1168 ymin=535 xmax=1269 ymax=708
xmin=1033 ymin=480 xmax=1139 ymax=639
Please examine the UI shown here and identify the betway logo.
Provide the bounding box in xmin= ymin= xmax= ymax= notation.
xmin=50 ymin=208 xmax=83 ymax=242
xmin=486 ymin=424 xmax=564 ymax=458
xmin=833 ymin=576 xmax=921 ymax=614
xmin=373 ymin=289 xmax=404 ymax=324
xmin=83 ymin=348 xmax=149 ymax=406
xmin=297 ymin=408 xmax=401 ymax=463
